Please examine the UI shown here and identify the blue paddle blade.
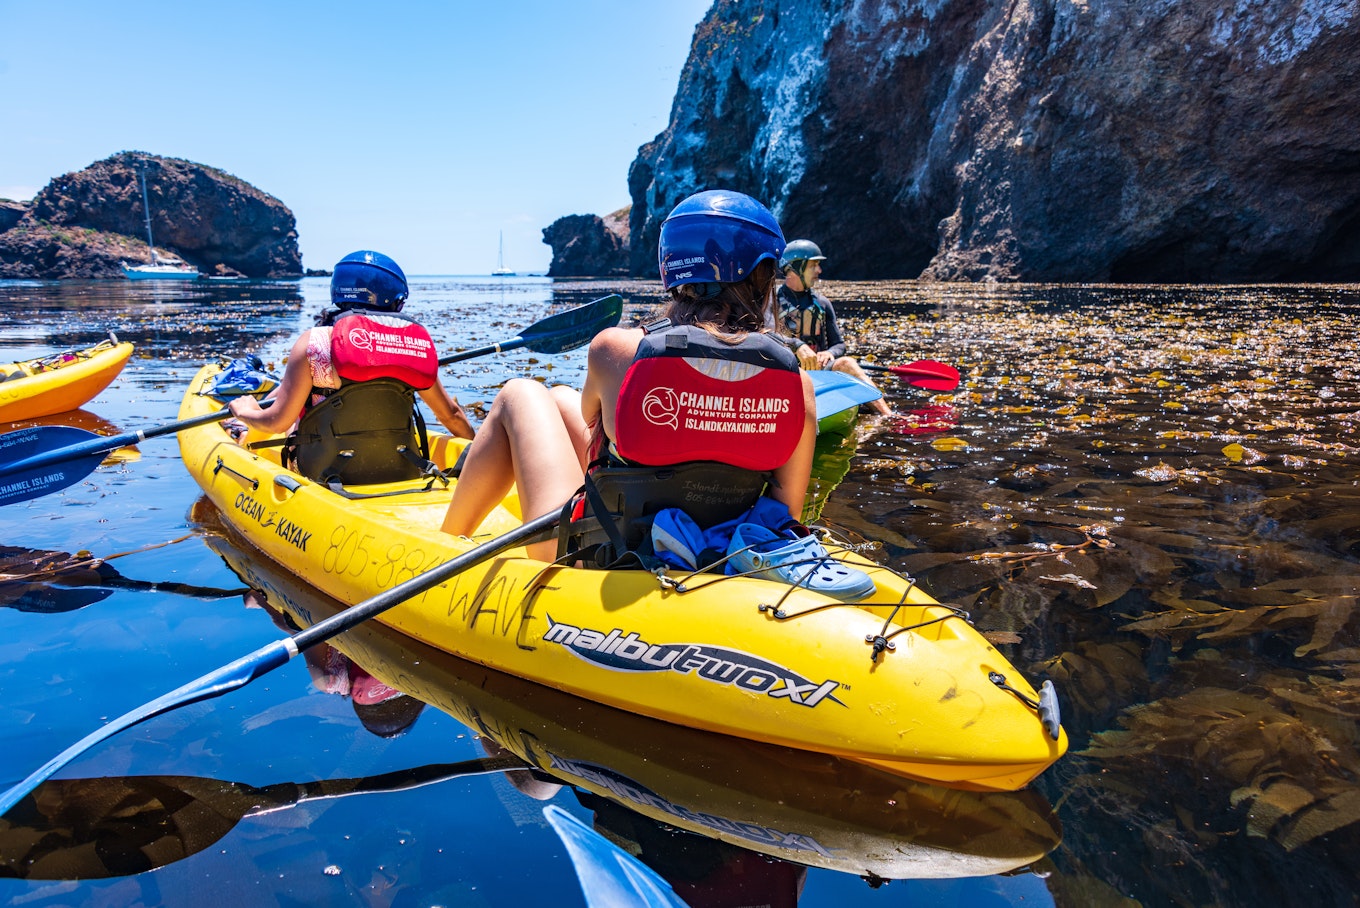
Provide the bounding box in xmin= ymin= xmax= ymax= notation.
xmin=0 ymin=426 xmax=110 ymax=506
xmin=808 ymin=369 xmax=882 ymax=421
xmin=544 ymin=805 xmax=689 ymax=908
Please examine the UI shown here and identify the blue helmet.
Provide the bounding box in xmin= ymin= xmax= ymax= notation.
xmin=330 ymin=250 xmax=409 ymax=311
xmin=658 ymin=190 xmax=785 ymax=290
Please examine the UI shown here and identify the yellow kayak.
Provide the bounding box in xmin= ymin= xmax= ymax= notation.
xmin=178 ymin=362 xmax=1067 ymax=791
xmin=0 ymin=337 xmax=134 ymax=423
xmin=203 ymin=523 xmax=1062 ymax=878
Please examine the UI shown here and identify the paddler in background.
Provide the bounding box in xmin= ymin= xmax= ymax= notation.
xmin=777 ymin=240 xmax=892 ymax=417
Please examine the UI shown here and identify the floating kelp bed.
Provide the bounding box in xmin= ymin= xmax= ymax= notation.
xmin=818 ymin=283 xmax=1360 ymax=905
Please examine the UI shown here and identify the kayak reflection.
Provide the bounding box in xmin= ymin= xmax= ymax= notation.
xmin=3 ymin=408 xmax=141 ymax=465
xmin=249 ymin=588 xmax=427 ymax=738
xmin=803 ymin=424 xmax=859 ymax=523
xmin=202 ymin=514 xmax=1062 ymax=884
xmin=888 ymin=404 xmax=958 ymax=436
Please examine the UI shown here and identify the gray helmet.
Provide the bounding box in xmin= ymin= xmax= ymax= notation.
xmin=778 ymin=239 xmax=826 ymax=273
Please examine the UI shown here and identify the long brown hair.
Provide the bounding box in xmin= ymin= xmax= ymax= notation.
xmin=663 ymin=260 xmax=778 ymax=339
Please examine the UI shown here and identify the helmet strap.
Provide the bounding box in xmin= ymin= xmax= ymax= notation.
xmin=799 ymin=261 xmax=819 ymax=290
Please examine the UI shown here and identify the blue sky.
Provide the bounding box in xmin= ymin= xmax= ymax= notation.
xmin=0 ymin=1 xmax=712 ymax=274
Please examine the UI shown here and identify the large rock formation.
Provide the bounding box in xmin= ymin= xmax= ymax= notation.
xmin=0 ymin=152 xmax=301 ymax=279
xmin=0 ymin=200 xmax=25 ymax=233
xmin=629 ymin=1 xmax=1360 ymax=282
xmin=542 ymin=206 xmax=631 ymax=276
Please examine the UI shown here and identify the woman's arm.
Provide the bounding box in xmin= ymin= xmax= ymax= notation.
xmin=418 ymin=382 xmax=474 ymax=439
xmin=581 ymin=326 xmax=644 ymax=440
xmin=227 ymin=332 xmax=315 ymax=434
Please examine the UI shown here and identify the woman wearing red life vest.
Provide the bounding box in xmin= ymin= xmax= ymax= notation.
xmin=228 ymin=251 xmax=474 ymax=464
xmin=441 ymin=190 xmax=817 ymax=562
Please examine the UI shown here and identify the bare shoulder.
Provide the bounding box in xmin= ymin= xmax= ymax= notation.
xmin=588 ymin=326 xmax=644 ymax=364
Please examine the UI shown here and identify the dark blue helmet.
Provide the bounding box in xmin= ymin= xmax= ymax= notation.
xmin=658 ymin=190 xmax=785 ymax=290
xmin=330 ymin=251 xmax=409 ymax=311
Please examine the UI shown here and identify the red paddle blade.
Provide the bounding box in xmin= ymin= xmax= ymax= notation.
xmin=891 ymin=360 xmax=960 ymax=390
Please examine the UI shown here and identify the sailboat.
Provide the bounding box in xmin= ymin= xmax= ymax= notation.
xmin=491 ymin=231 xmax=516 ymax=276
xmin=121 ymin=166 xmax=199 ymax=281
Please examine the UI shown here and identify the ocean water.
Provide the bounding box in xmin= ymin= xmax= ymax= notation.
xmin=0 ymin=276 xmax=1357 ymax=906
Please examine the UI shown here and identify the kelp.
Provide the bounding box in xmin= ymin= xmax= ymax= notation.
xmin=1082 ymin=687 xmax=1360 ymax=851
xmin=826 ymin=283 xmax=1360 ymax=903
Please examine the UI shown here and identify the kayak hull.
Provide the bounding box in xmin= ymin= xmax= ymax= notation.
xmin=178 ymin=363 xmax=1065 ymax=790
xmin=0 ymin=341 xmax=134 ymax=423
xmin=204 ymin=524 xmax=1062 ymax=879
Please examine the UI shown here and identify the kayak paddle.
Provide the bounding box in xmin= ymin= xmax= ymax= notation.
xmin=861 ymin=359 xmax=961 ymax=391
xmin=441 ymin=293 xmax=622 ymax=363
xmin=544 ymin=805 xmax=689 ymax=908
xmin=0 ymin=294 xmax=624 ymax=506
xmin=0 ymin=507 xmax=562 ymax=817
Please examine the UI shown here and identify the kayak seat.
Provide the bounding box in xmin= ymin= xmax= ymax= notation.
xmin=556 ymin=462 xmax=770 ymax=568
xmin=289 ymin=378 xmax=431 ymax=486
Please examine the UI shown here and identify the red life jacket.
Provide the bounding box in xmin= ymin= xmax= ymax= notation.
xmin=330 ymin=309 xmax=438 ymax=390
xmin=287 ymin=308 xmax=439 ymax=485
xmin=613 ymin=326 xmax=804 ymax=470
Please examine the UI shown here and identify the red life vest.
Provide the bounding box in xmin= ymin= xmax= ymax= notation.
xmin=613 ymin=326 xmax=804 ymax=470
xmin=330 ymin=310 xmax=438 ymax=390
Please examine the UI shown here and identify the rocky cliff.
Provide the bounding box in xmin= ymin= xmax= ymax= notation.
xmin=629 ymin=0 xmax=1360 ymax=282
xmin=542 ymin=206 xmax=631 ymax=276
xmin=0 ymin=152 xmax=301 ymax=279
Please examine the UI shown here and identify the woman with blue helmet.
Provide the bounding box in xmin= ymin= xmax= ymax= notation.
xmin=228 ymin=251 xmax=473 ymax=481
xmin=442 ymin=190 xmax=818 ymax=564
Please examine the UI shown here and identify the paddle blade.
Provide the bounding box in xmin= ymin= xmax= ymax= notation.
xmin=521 ymin=294 xmax=623 ymax=354
xmin=439 ymin=294 xmax=624 ymax=365
xmin=0 ymin=639 xmax=295 ymax=817
xmin=0 ymin=426 xmax=109 ymax=506
xmin=544 ymin=805 xmax=688 ymax=908
xmin=866 ymin=359 xmax=961 ymax=390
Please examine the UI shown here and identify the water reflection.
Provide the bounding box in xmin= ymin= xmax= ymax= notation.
xmin=0 ymin=757 xmax=521 ymax=881
xmin=0 ymin=543 xmax=246 ymax=614
xmin=201 ymin=514 xmax=1062 ymax=888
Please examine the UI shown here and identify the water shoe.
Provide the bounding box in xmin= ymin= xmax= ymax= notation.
xmin=726 ymin=523 xmax=876 ymax=601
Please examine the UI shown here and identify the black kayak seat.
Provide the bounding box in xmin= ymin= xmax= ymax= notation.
xmin=557 ymin=461 xmax=771 ymax=567
xmin=291 ymin=378 xmax=428 ymax=486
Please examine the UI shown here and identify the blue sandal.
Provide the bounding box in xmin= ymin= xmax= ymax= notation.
xmin=727 ymin=524 xmax=876 ymax=602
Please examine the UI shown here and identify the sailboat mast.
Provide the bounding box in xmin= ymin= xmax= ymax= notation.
xmin=498 ymin=231 xmax=504 ymax=271
xmin=138 ymin=167 xmax=159 ymax=266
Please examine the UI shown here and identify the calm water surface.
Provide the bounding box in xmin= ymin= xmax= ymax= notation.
xmin=0 ymin=278 xmax=1357 ymax=906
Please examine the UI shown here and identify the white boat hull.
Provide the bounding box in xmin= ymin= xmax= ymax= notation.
xmin=121 ymin=263 xmax=200 ymax=281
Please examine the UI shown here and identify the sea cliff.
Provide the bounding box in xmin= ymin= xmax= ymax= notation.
xmin=541 ymin=206 xmax=631 ymax=276
xmin=627 ymin=0 xmax=1360 ymax=281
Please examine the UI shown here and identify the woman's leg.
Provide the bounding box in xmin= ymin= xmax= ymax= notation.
xmin=441 ymin=379 xmax=582 ymax=560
